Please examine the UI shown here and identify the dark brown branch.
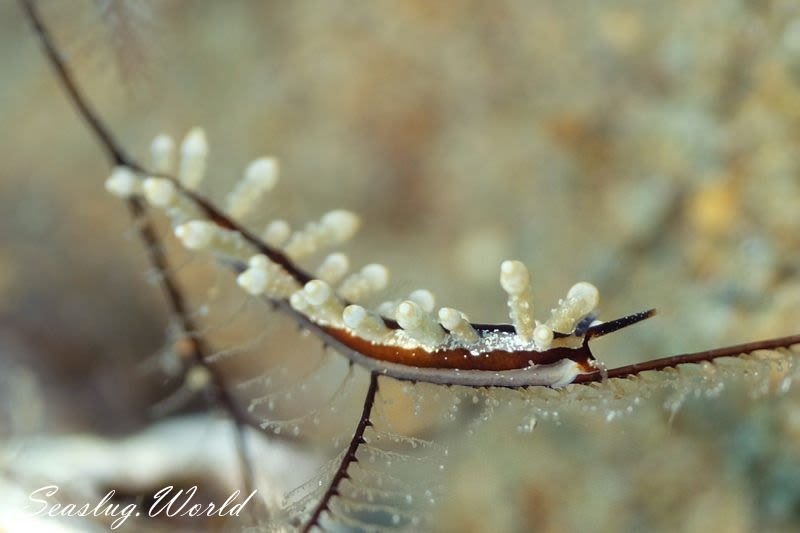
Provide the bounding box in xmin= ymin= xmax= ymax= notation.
xmin=19 ymin=0 xmax=258 ymax=499
xmin=20 ymin=0 xmax=133 ymax=167
xmin=129 ymin=199 xmax=258 ymax=491
xmin=574 ymin=334 xmax=800 ymax=384
xmin=301 ymin=372 xmax=379 ymax=533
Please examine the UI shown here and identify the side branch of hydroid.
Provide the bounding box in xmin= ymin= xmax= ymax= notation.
xmin=301 ymin=372 xmax=379 ymax=533
xmin=575 ymin=333 xmax=800 ymax=384
xmin=19 ymin=0 xmax=258 ymax=500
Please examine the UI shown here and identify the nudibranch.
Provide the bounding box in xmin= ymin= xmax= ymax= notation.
xmin=272 ymin=260 xmax=656 ymax=388
xmin=106 ymin=129 xmax=656 ymax=388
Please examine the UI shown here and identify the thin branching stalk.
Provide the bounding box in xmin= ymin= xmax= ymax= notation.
xmin=575 ymin=333 xmax=800 ymax=383
xmin=19 ymin=0 xmax=258 ymax=500
xmin=301 ymin=372 xmax=379 ymax=533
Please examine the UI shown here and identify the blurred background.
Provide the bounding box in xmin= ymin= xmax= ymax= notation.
xmin=4 ymin=1 xmax=800 ymax=531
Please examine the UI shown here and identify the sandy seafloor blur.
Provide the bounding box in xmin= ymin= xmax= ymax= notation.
xmin=4 ymin=1 xmax=800 ymax=532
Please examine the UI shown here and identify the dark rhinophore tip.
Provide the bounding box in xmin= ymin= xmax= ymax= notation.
xmin=584 ymin=309 xmax=657 ymax=342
